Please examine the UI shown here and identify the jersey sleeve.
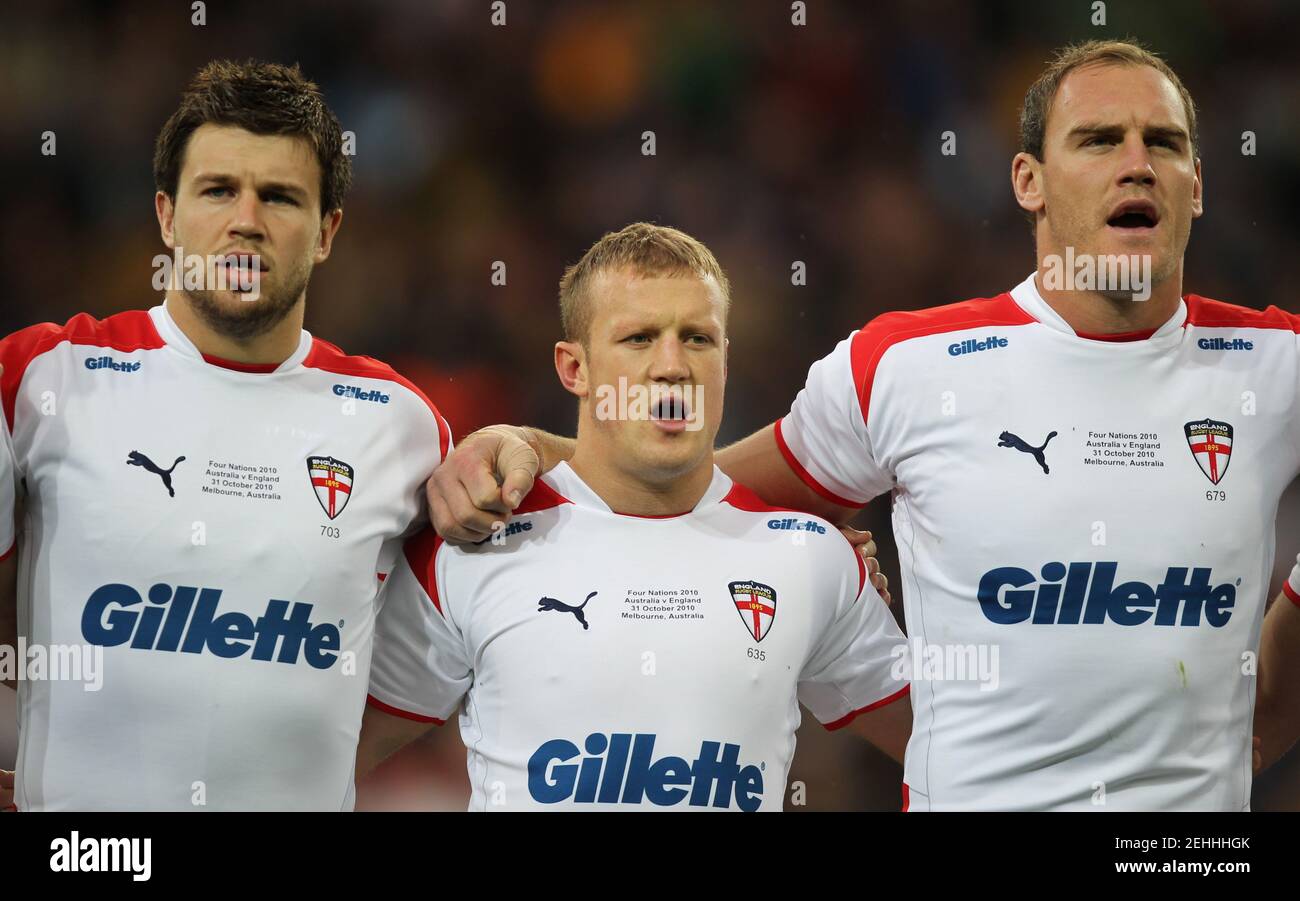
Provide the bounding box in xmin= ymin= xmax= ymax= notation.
xmin=776 ymin=329 xmax=895 ymax=507
xmin=367 ymin=527 xmax=471 ymax=723
xmin=374 ymin=388 xmax=454 ymax=583
xmin=0 ymin=325 xmax=44 ymax=561
xmin=1293 ymin=329 xmax=1300 ymax=462
xmin=1284 ymin=553 xmax=1300 ymax=608
xmin=797 ymin=544 xmax=910 ymax=729
xmin=0 ymin=409 xmax=14 ymax=560
xmin=397 ymin=392 xmax=452 ymax=535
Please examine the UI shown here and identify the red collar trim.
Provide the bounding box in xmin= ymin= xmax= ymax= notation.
xmin=611 ymin=508 xmax=695 ymax=519
xmin=200 ymin=353 xmax=281 ymax=373
xmin=1072 ymin=327 xmax=1159 ymax=342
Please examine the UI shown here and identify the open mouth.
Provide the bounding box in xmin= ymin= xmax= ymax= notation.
xmin=648 ymin=389 xmax=696 ymax=433
xmin=1106 ymin=200 xmax=1160 ymax=230
xmin=650 ymin=394 xmax=691 ymax=422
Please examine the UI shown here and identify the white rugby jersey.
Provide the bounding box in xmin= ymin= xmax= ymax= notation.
xmin=778 ymin=273 xmax=1300 ymax=811
xmin=368 ymin=462 xmax=909 ymax=811
xmin=0 ymin=301 xmax=451 ymax=810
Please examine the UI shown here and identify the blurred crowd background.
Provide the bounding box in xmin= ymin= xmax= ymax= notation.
xmin=1 ymin=0 xmax=1298 ymax=810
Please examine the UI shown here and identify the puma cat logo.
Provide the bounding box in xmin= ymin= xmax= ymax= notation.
xmin=127 ymin=451 xmax=186 ymax=497
xmin=537 ymin=591 xmax=597 ymax=630
xmin=997 ymin=430 xmax=1057 ymax=475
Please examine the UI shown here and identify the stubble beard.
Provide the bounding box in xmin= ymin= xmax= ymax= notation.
xmin=184 ymin=258 xmax=312 ymax=342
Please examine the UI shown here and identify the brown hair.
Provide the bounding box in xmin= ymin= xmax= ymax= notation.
xmin=1019 ymin=39 xmax=1198 ymax=161
xmin=154 ymin=59 xmax=352 ymax=215
xmin=558 ymin=222 xmax=731 ymax=344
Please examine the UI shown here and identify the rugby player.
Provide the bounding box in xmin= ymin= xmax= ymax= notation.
xmin=0 ymin=60 xmax=451 ymax=810
xmin=355 ymin=224 xmax=912 ymax=810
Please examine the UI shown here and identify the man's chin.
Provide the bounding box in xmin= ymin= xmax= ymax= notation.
xmin=622 ymin=435 xmax=712 ymax=482
xmin=205 ymin=288 xmax=266 ymax=307
xmin=183 ymin=287 xmax=302 ymax=341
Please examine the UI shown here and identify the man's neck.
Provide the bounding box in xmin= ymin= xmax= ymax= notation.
xmin=165 ymin=290 xmax=304 ymax=365
xmin=1032 ymin=261 xmax=1183 ymax=336
xmin=568 ymin=442 xmax=716 ymax=517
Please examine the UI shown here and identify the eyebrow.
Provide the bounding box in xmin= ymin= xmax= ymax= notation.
xmin=193 ymin=173 xmax=310 ymax=200
xmin=608 ymin=319 xmax=723 ymax=336
xmin=1066 ymin=123 xmax=1189 ymax=144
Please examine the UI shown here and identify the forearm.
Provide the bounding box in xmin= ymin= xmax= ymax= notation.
xmin=846 ymin=691 xmax=912 ymax=765
xmin=715 ymin=425 xmax=779 ymax=484
xmin=717 ymin=423 xmax=859 ymax=524
xmin=355 ymin=704 xmax=437 ymax=779
xmin=520 ymin=428 xmax=575 ymax=475
xmin=1255 ymin=591 xmax=1300 ymax=770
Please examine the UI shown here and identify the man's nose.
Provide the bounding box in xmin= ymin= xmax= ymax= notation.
xmin=227 ymin=190 xmax=265 ymax=240
xmin=647 ymin=339 xmax=691 ymax=381
xmin=1115 ymin=135 xmax=1157 ymax=188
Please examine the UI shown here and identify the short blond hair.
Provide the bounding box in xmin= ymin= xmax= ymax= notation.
xmin=1020 ymin=39 xmax=1199 ymax=161
xmin=558 ymin=222 xmax=731 ymax=344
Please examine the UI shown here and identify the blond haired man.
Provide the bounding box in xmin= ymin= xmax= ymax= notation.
xmin=356 ymin=224 xmax=911 ymax=810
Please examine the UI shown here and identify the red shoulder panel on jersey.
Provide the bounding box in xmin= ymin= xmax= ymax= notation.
xmin=401 ymin=527 xmax=446 ymax=613
xmin=0 ymin=541 xmax=14 ymax=563
xmin=849 ymin=294 xmax=1036 ymax=428
xmin=719 ymin=481 xmax=798 ymax=513
xmin=512 ymin=478 xmax=572 ymax=515
xmin=1 ymin=310 xmax=164 ymax=433
xmin=304 ymin=338 xmax=452 ymax=456
xmin=822 ymin=684 xmax=910 ymax=731
xmin=1283 ymin=579 xmax=1300 ymax=608
xmin=365 ymin=693 xmax=446 ymax=725
xmin=724 ymin=480 xmax=869 ymax=594
xmin=1184 ymin=295 xmax=1300 ymax=332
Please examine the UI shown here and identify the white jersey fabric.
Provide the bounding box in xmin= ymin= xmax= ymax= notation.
xmin=778 ymin=273 xmax=1300 ymax=811
xmin=0 ymin=301 xmax=451 ymax=810
xmin=368 ymin=462 xmax=909 ymax=811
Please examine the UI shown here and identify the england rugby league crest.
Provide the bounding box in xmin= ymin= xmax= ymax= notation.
xmin=1184 ymin=419 xmax=1233 ymax=485
xmin=730 ymin=580 xmax=777 ymax=642
xmin=307 ymin=455 xmax=354 ymax=519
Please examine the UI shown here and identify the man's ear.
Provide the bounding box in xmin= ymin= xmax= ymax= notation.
xmin=555 ymin=340 xmax=589 ymax=398
xmin=1191 ymin=157 xmax=1204 ymax=219
xmin=314 ymin=208 xmax=344 ymax=263
xmin=1011 ymin=152 xmax=1045 ymax=215
xmin=155 ymin=191 xmax=177 ymax=249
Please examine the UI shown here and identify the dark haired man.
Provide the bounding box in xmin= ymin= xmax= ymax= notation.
xmin=0 ymin=60 xmax=451 ymax=810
